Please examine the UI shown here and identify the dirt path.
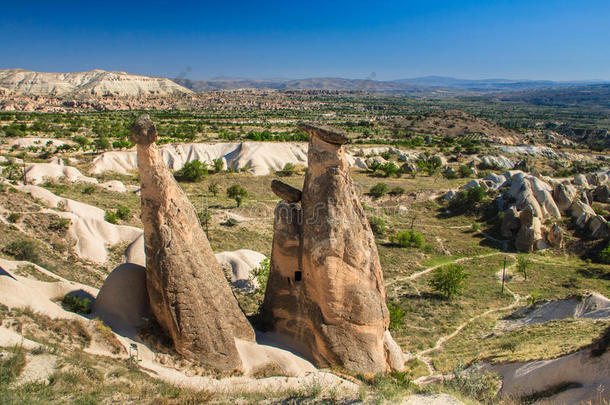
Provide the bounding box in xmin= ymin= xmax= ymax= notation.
xmin=394 ymin=253 xmax=523 ymax=382
xmin=387 ymin=251 xmax=505 ymax=289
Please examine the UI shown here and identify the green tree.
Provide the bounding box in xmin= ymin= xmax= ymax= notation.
xmin=227 ymin=184 xmax=248 ymax=207
xmin=600 ymin=244 xmax=610 ymax=264
xmin=116 ymin=205 xmax=131 ymax=221
xmin=429 ymin=264 xmax=469 ymax=299
xmin=381 ymin=162 xmax=399 ymax=177
xmin=516 ymin=255 xmax=531 ymax=281
xmin=387 ymin=302 xmax=406 ymax=330
xmin=390 ymin=230 xmax=425 ymax=249
xmin=94 ymin=136 xmax=111 ymax=151
xmin=208 ymin=181 xmax=220 ymax=197
xmin=368 ymin=160 xmax=382 ymax=174
xmin=368 ymin=216 xmax=387 ymax=236
xmin=369 ymin=182 xmax=388 ymax=198
xmin=416 ymin=156 xmax=442 ymax=176
xmin=458 ymin=165 xmax=474 ymax=178
xmin=389 ymin=186 xmax=405 ymax=196
xmin=212 ymin=158 xmax=224 ymax=173
xmin=276 ymin=162 xmax=297 ymax=177
xmin=174 ymin=160 xmax=208 ymax=182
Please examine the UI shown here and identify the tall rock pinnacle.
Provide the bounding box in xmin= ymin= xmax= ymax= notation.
xmin=130 ymin=115 xmax=254 ymax=372
xmin=263 ymin=122 xmax=403 ymax=373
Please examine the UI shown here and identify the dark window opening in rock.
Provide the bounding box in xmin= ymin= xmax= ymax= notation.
xmin=294 ymin=271 xmax=302 ymax=282
xmin=287 ymin=277 xmax=291 ymax=285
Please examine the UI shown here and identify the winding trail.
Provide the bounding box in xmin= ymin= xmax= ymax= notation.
xmin=387 ymin=251 xmax=505 ymax=288
xmin=391 ymin=251 xmax=524 ymax=383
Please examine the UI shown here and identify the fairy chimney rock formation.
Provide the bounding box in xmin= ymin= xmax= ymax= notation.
xmin=263 ymin=122 xmax=403 ymax=373
xmin=130 ymin=115 xmax=254 ymax=372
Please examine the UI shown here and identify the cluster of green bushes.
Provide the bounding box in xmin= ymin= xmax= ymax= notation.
xmin=227 ymin=184 xmax=248 ymax=207
xmin=105 ymin=206 xmax=131 ymax=224
xmin=368 ymin=216 xmax=387 ymax=235
xmin=416 ymin=156 xmax=443 ymax=176
xmin=390 ymin=230 xmax=425 ymax=249
xmin=369 ymin=183 xmax=406 ymax=198
xmin=429 ymin=264 xmax=468 ymax=299
xmin=244 ymin=129 xmax=310 ymax=142
xmin=446 ymin=186 xmax=488 ymax=215
xmin=3 ymin=240 xmax=40 ymax=263
xmin=62 ymin=294 xmax=92 ymax=314
xmin=174 ymin=160 xmax=208 ymax=182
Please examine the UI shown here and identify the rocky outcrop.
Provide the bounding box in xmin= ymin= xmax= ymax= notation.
xmin=130 ymin=115 xmax=254 ymax=372
xmin=263 ymin=123 xmax=402 ymax=373
xmin=501 ymin=206 xmax=521 ymax=239
xmin=547 ymin=223 xmax=563 ymax=248
xmin=592 ymin=185 xmax=610 ymax=203
xmin=92 ymin=263 xmax=150 ymax=331
xmin=271 ymin=180 xmax=302 ymax=202
xmin=553 ymin=183 xmax=577 ymax=212
xmin=514 ymin=205 xmax=543 ymax=253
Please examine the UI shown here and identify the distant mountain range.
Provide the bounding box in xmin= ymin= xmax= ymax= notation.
xmin=173 ymin=75 xmax=608 ymax=93
xmin=0 ymin=69 xmax=607 ymax=101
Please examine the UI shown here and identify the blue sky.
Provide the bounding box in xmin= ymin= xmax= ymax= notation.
xmin=2 ymin=0 xmax=609 ymax=81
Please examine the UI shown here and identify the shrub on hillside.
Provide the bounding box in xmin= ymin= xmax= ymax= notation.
xmin=105 ymin=211 xmax=119 ymax=224
xmin=276 ymin=162 xmax=297 ymax=177
xmin=62 ymin=295 xmax=92 ymax=314
xmin=390 ymin=230 xmax=425 ymax=249
xmin=3 ymin=240 xmax=40 ymax=263
xmin=458 ymin=164 xmax=474 ymax=178
xmin=116 ymin=205 xmax=131 ymax=221
xmin=174 ymin=160 xmax=208 ymax=182
xmin=380 ymin=162 xmax=399 ymax=177
xmin=369 ymin=182 xmax=388 ymax=198
xmin=387 ymin=302 xmax=405 ymax=330
xmin=368 ymin=160 xmax=382 ymax=173
xmin=429 ymin=264 xmax=468 ymax=299
xmin=208 ymin=181 xmax=220 ymax=197
xmin=600 ymin=244 xmax=610 ymax=264
xmin=447 ymin=186 xmax=487 ymax=215
xmin=389 ymin=186 xmax=406 ymax=197
xmin=368 ymin=216 xmax=387 ymax=236
xmin=416 ymin=156 xmax=442 ymax=176
xmin=212 ymin=158 xmax=224 ymax=173
xmin=227 ymin=184 xmax=248 ymax=207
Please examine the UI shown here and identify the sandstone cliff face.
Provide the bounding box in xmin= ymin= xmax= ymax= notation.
xmin=130 ymin=115 xmax=254 ymax=372
xmin=263 ymin=123 xmax=400 ymax=373
xmin=0 ymin=69 xmax=192 ymax=97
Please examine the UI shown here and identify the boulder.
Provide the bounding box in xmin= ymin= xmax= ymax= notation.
xmin=586 ymin=173 xmax=601 ymax=187
xmin=271 ymin=180 xmax=302 ymax=203
xmin=129 ymin=115 xmax=254 ymax=372
xmin=589 ymin=216 xmax=609 ymax=239
xmin=501 ymin=206 xmax=521 ymax=239
xmin=547 ymin=223 xmax=563 ymax=248
xmin=553 ymin=183 xmax=577 ymax=212
xmin=592 ymin=185 xmax=610 ymax=203
xmin=92 ymin=263 xmax=151 ymax=331
xmin=515 ymin=205 xmax=543 ymax=252
xmin=460 ymin=179 xmax=483 ymax=190
xmin=574 ymin=174 xmax=589 ymax=187
xmin=571 ymin=200 xmax=596 ymax=229
xmin=263 ymin=122 xmax=401 ymax=373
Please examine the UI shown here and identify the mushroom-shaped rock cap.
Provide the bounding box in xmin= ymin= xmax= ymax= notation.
xmin=271 ymin=180 xmax=302 ymax=203
xmin=129 ymin=114 xmax=158 ymax=145
xmin=298 ymin=122 xmax=349 ymax=145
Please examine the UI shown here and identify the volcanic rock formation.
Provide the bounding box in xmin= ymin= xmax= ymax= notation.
xmin=263 ymin=123 xmax=403 ymax=373
xmin=130 ymin=115 xmax=254 ymax=372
